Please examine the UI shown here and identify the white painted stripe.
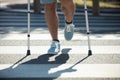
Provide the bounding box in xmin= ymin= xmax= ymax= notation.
xmin=0 ymin=46 xmax=120 ymax=54
xmin=0 ymin=34 xmax=120 ymax=40
xmin=0 ymin=3 xmax=9 ymax=8
xmin=0 ymin=64 xmax=120 ymax=78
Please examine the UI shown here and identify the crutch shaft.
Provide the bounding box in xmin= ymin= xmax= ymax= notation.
xmin=27 ymin=0 xmax=31 ymax=55
xmin=84 ymin=0 xmax=92 ymax=55
xmin=27 ymin=13 xmax=30 ymax=50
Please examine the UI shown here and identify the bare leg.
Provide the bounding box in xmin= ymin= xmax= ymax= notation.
xmin=60 ymin=0 xmax=75 ymax=23
xmin=60 ymin=0 xmax=75 ymax=41
xmin=45 ymin=2 xmax=59 ymax=40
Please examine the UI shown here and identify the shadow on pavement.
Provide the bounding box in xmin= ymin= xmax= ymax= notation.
xmin=0 ymin=48 xmax=80 ymax=80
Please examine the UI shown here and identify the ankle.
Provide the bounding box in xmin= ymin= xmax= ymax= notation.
xmin=53 ymin=39 xmax=60 ymax=42
xmin=66 ymin=20 xmax=73 ymax=24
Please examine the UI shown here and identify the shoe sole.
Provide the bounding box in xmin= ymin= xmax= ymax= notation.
xmin=47 ymin=51 xmax=60 ymax=55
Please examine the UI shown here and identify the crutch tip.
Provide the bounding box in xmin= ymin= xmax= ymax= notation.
xmin=88 ymin=50 xmax=92 ymax=56
xmin=27 ymin=50 xmax=31 ymax=56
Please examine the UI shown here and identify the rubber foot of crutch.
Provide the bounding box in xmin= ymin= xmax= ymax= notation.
xmin=88 ymin=50 xmax=92 ymax=56
xmin=27 ymin=50 xmax=31 ymax=56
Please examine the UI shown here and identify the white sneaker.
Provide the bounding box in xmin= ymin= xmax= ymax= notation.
xmin=64 ymin=23 xmax=75 ymax=41
xmin=47 ymin=41 xmax=60 ymax=54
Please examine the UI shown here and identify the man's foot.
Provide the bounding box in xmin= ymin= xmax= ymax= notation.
xmin=64 ymin=23 xmax=75 ymax=41
xmin=47 ymin=41 xmax=60 ymax=54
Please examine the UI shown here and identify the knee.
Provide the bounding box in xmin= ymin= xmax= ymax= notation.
xmin=45 ymin=3 xmax=56 ymax=12
xmin=61 ymin=1 xmax=75 ymax=10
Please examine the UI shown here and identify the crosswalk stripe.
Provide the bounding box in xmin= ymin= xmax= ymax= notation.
xmin=0 ymin=64 xmax=120 ymax=78
xmin=0 ymin=40 xmax=120 ymax=46
xmin=0 ymin=27 xmax=119 ymax=33
xmin=0 ymin=34 xmax=120 ymax=40
xmin=0 ymin=46 xmax=120 ymax=54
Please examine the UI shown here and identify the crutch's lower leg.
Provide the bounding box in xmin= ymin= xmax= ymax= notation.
xmin=84 ymin=0 xmax=92 ymax=56
xmin=27 ymin=0 xmax=31 ymax=56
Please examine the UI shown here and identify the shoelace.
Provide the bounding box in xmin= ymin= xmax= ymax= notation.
xmin=66 ymin=25 xmax=71 ymax=32
xmin=51 ymin=41 xmax=56 ymax=48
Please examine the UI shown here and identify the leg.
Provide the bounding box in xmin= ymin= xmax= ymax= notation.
xmin=45 ymin=2 xmax=60 ymax=54
xmin=45 ymin=2 xmax=59 ymax=40
xmin=60 ymin=0 xmax=75 ymax=41
xmin=60 ymin=0 xmax=75 ymax=23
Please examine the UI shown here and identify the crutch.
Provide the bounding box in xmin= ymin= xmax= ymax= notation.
xmin=27 ymin=0 xmax=31 ymax=56
xmin=84 ymin=0 xmax=92 ymax=56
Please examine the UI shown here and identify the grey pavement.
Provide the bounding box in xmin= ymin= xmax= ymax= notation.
xmin=0 ymin=4 xmax=120 ymax=80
